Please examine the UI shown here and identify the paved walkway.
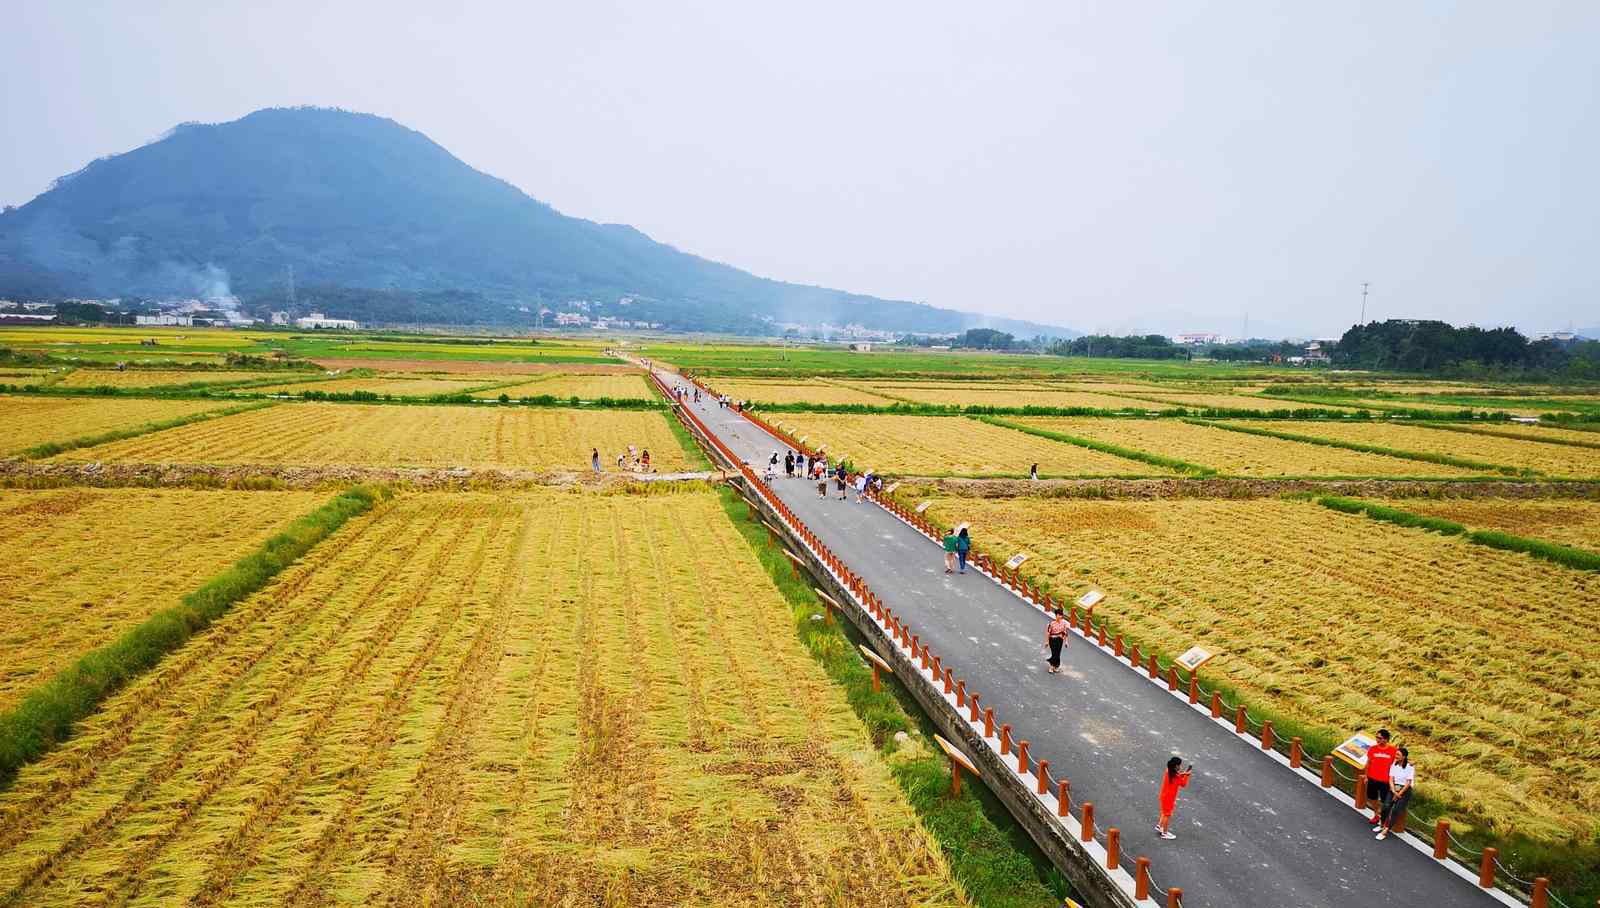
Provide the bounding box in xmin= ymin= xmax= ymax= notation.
xmin=680 ymin=390 xmax=1505 ymax=908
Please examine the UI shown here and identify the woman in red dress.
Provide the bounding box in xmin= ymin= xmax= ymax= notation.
xmin=1158 ymin=756 xmax=1192 ymax=840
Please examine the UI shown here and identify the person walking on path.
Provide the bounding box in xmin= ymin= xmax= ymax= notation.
xmin=955 ymin=527 xmax=971 ymax=574
xmin=1376 ymin=747 xmax=1414 ymax=841
xmin=784 ymin=451 xmax=795 ymax=478
xmin=1158 ymin=756 xmax=1192 ymax=839
xmin=1044 ymin=607 xmax=1070 ymax=672
xmin=835 ymin=464 xmax=849 ymax=501
xmin=1030 ymin=463 xmax=1039 ymax=480
xmin=942 ymin=530 xmax=959 ymax=573
xmin=591 ymin=448 xmax=601 ymax=474
xmin=1365 ymin=730 xmax=1399 ymax=828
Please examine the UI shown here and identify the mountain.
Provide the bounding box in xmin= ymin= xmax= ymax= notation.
xmin=0 ymin=107 xmax=1073 ymax=337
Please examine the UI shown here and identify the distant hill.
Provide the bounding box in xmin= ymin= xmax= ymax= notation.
xmin=0 ymin=107 xmax=1073 ymax=337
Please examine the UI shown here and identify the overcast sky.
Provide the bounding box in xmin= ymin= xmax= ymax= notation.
xmin=4 ymin=1 xmax=1596 ymax=337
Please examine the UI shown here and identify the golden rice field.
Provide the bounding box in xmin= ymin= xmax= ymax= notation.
xmin=55 ymin=369 xmax=281 ymax=389
xmin=1243 ymin=420 xmax=1600 ymax=477
xmin=1382 ymin=499 xmax=1600 ymax=551
xmin=0 ymin=395 xmax=235 ymax=456
xmin=1012 ymin=417 xmax=1482 ymax=477
xmin=486 ymin=372 xmax=654 ymax=399
xmin=49 ymin=402 xmax=691 ymax=472
xmin=248 ymin=376 xmax=485 ymax=396
xmin=762 ymin=412 xmax=1176 ymax=476
xmin=1130 ymin=391 xmax=1363 ymax=412
xmin=859 ymin=383 xmax=1159 ymax=410
xmin=1439 ymin=423 xmax=1600 ymax=447
xmin=713 ymin=379 xmax=895 ymax=406
xmin=0 ymin=488 xmax=323 ymax=711
xmin=0 ymin=491 xmax=964 ymax=907
xmin=919 ymin=493 xmax=1600 ymax=840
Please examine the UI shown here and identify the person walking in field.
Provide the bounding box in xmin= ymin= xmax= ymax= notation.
xmin=1376 ymin=747 xmax=1414 ymax=841
xmin=1044 ymin=607 xmax=1070 ymax=672
xmin=591 ymin=448 xmax=601 ymax=474
xmin=1364 ymin=729 xmax=1399 ymax=828
xmin=640 ymin=449 xmax=652 ymax=472
xmin=955 ymin=527 xmax=971 ymax=574
xmin=1030 ymin=463 xmax=1039 ymax=480
xmin=1157 ymin=756 xmax=1192 ymax=840
xmin=942 ymin=530 xmax=959 ymax=573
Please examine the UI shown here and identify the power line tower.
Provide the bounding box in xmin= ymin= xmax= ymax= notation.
xmin=1360 ymin=282 xmax=1370 ymax=324
xmin=286 ymin=265 xmax=296 ymax=307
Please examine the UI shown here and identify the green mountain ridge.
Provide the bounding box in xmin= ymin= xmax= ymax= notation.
xmin=0 ymin=107 xmax=1073 ymax=337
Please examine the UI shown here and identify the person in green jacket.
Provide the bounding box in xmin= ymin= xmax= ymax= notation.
xmin=955 ymin=527 xmax=971 ymax=574
xmin=942 ymin=531 xmax=958 ymax=573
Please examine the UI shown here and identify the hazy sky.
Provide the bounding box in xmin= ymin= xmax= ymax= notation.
xmin=4 ymin=1 xmax=1597 ymax=336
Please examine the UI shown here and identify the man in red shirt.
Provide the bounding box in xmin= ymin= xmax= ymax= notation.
xmin=1364 ymin=729 xmax=1399 ymax=826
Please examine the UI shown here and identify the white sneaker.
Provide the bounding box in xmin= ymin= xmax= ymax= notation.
xmin=1376 ymin=830 xmax=1388 ymax=841
xmin=1160 ymin=831 xmax=1177 ymax=840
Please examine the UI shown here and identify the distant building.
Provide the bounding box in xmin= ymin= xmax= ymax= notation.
xmin=849 ymin=342 xmax=874 ymax=352
xmin=1303 ymin=341 xmax=1332 ymax=363
xmin=1532 ymin=330 xmax=1578 ymax=342
xmin=0 ymin=312 xmax=56 ymax=324
xmin=270 ymin=311 xmax=290 ymax=325
xmin=135 ymin=314 xmax=194 ymax=327
xmin=294 ymin=312 xmax=359 ymax=330
xmin=553 ymin=312 xmax=590 ymax=327
xmin=1172 ymin=332 xmax=1225 ymax=345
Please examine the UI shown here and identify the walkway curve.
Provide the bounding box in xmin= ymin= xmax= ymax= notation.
xmin=668 ymin=377 xmax=1509 ymax=908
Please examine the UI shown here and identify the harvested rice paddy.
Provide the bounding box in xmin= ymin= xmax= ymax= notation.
xmin=0 ymin=488 xmax=324 ymax=711
xmin=712 ymin=379 xmax=895 ymax=406
xmin=759 ymin=412 xmax=1179 ymax=476
xmin=917 ymin=493 xmax=1600 ymax=840
xmin=247 ymin=376 xmax=487 ymax=396
xmin=53 ymin=370 xmax=282 ymax=389
xmin=49 ymin=402 xmax=690 ymax=472
xmin=1128 ymin=391 xmax=1363 ymax=412
xmin=1382 ymin=499 xmax=1600 ymax=551
xmin=1239 ymin=420 xmax=1600 ymax=477
xmin=0 ymin=395 xmax=237 ymax=456
xmin=484 ymin=372 xmax=654 ymax=400
xmin=859 ymin=383 xmax=1157 ymax=410
xmin=0 ymin=491 xmax=965 ymax=906
xmin=1011 ymin=417 xmax=1482 ymax=477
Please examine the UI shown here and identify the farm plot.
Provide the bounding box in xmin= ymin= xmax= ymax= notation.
xmin=248 ymin=376 xmax=488 ymax=396
xmin=1128 ymin=391 xmax=1363 ymax=412
xmin=1379 ymin=499 xmax=1600 ymax=552
xmin=860 ymin=382 xmax=1158 ymax=410
xmin=54 ymin=369 xmax=282 ymax=389
xmin=1240 ymin=420 xmax=1600 ymax=477
xmin=1435 ymin=422 xmax=1600 ymax=447
xmin=485 ymin=372 xmax=654 ymax=400
xmin=0 ymin=488 xmax=324 ymax=711
xmin=918 ymin=493 xmax=1600 ymax=841
xmin=50 ymin=402 xmax=690 ymax=472
xmin=0 ymin=395 xmax=238 ymax=457
xmin=1012 ymin=417 xmax=1481 ymax=477
xmin=711 ymin=379 xmax=895 ymax=406
xmin=0 ymin=491 xmax=965 ymax=907
xmin=762 ymin=412 xmax=1179 ymax=476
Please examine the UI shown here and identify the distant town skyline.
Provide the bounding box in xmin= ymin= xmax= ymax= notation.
xmin=3 ymin=1 xmax=1596 ymax=338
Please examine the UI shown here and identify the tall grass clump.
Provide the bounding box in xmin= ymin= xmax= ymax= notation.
xmin=0 ymin=484 xmax=391 ymax=787
xmin=714 ymin=486 xmax=1062 ymax=908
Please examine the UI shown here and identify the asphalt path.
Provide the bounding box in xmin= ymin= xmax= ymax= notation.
xmin=679 ymin=389 xmax=1504 ymax=908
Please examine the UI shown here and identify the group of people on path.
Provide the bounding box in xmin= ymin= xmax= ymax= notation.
xmin=940 ymin=527 xmax=972 ymax=574
xmin=761 ymin=449 xmax=881 ymax=502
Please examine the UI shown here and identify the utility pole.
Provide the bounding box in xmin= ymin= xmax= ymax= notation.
xmin=1360 ymin=282 xmax=1370 ymax=324
xmin=286 ymin=265 xmax=296 ymax=307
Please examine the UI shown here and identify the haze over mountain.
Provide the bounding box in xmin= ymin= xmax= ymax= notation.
xmin=0 ymin=107 xmax=1070 ymax=337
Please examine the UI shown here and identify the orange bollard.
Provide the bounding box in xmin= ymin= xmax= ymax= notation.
xmin=920 ymin=643 xmax=929 ymax=671
xmin=969 ymin=693 xmax=981 ymax=722
xmin=1016 ymin=740 xmax=1030 ymax=773
xmin=1148 ymin=654 xmax=1160 ymax=680
xmin=1167 ymin=888 xmax=1183 ymax=908
xmin=869 ymin=663 xmax=882 ymax=692
xmin=1321 ymin=756 xmax=1334 ymax=788
xmin=1291 ymin=737 xmax=1302 ymax=768
xmin=1115 ymin=634 xmax=1124 ymax=657
xmin=1433 ymin=820 xmax=1449 ymax=859
xmin=1211 ymin=691 xmax=1222 ymax=719
xmin=1000 ymin=724 xmax=1012 ymax=756
xmin=1262 ymin=721 xmax=1275 ymax=751
xmin=1355 ymin=774 xmax=1367 ymax=811
xmin=1130 ymin=643 xmax=1141 ymax=668
xmin=1393 ymin=806 xmax=1408 ymax=834
xmin=1167 ymin=666 xmax=1178 ymax=691
xmin=983 ymin=707 xmax=994 ymax=739
xmin=1069 ymin=605 xmax=1078 ymax=626
xmin=1098 ymin=624 xmax=1108 ymax=647
xmin=943 ymin=668 xmax=954 ymax=694
xmin=950 ymin=762 xmax=964 ymax=797
xmin=1080 ymin=802 xmax=1095 ymax=841
xmin=1057 ymin=779 xmax=1070 ymax=816
xmin=1189 ymin=674 xmax=1199 ymax=704
xmin=1531 ymin=878 xmax=1549 ymax=908
xmin=910 ymin=633 xmax=919 ymax=657
xmin=1037 ymin=759 xmax=1050 ymax=795
xmin=1235 ymin=706 xmax=1247 ymax=735
xmin=1479 ymin=848 xmax=1497 ymax=888
xmin=1106 ymin=827 xmax=1121 ymax=870
xmin=1134 ymin=857 xmax=1150 ymax=900
xmin=956 ymin=680 xmax=966 ymax=708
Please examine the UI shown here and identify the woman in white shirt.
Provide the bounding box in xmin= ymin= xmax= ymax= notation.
xmin=1376 ymin=747 xmax=1414 ymax=840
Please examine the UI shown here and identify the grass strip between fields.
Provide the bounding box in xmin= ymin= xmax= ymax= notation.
xmin=1318 ymin=495 xmax=1600 ymax=571
xmin=1185 ymin=417 xmax=1534 ymax=477
xmin=0 ymin=484 xmax=391 ymax=788
xmin=1407 ymin=420 xmax=1600 ymax=451
xmin=14 ymin=400 xmax=279 ymax=459
xmin=714 ymin=486 xmax=1063 ymax=908
xmin=976 ymin=414 xmax=1218 ymax=476
xmin=898 ymin=490 xmax=1600 ymax=904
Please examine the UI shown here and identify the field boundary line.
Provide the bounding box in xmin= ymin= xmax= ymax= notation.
xmin=1184 ymin=417 xmax=1534 ymax=477
xmin=1318 ymin=495 xmax=1600 ymax=572
xmin=973 ymin=414 xmax=1217 ymax=477
xmin=1406 ymin=420 xmax=1600 ymax=453
xmin=0 ymin=483 xmax=390 ymax=787
xmin=12 ymin=400 xmax=279 ymax=459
